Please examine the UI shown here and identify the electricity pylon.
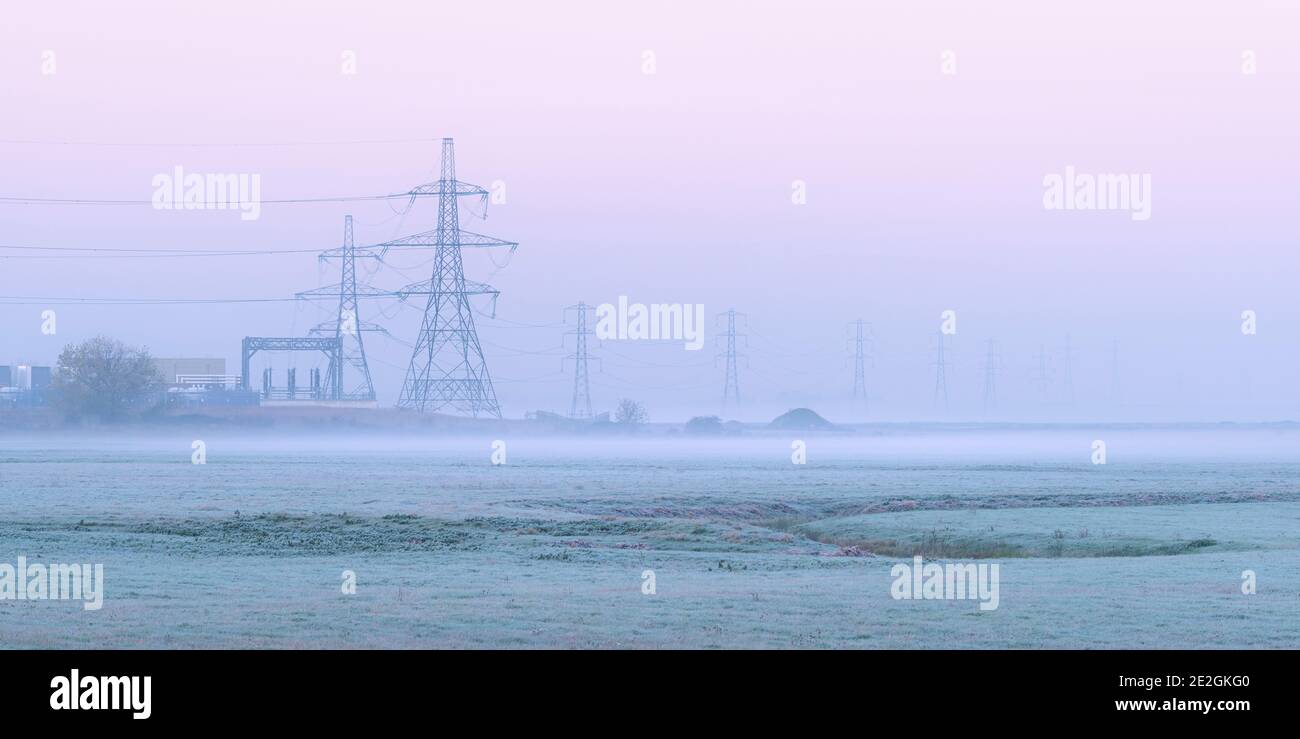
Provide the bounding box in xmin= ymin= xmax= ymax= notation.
xmin=981 ymin=338 xmax=1001 ymax=415
xmin=1109 ymin=338 xmax=1120 ymax=406
xmin=393 ymin=138 xmax=518 ymax=417
xmin=295 ymin=214 xmax=389 ymax=400
xmin=563 ymin=301 xmax=597 ymax=419
xmin=849 ymin=318 xmax=871 ymax=413
xmin=1034 ymin=343 xmax=1051 ymax=403
xmin=933 ymin=331 xmax=950 ymax=412
xmin=1061 ymin=333 xmax=1076 ymax=407
xmin=717 ymin=309 xmax=745 ymax=409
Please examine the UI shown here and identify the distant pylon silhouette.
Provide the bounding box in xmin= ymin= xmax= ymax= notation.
xmin=981 ymin=338 xmax=1001 ymax=415
xmin=396 ymin=138 xmax=516 ymax=417
xmin=564 ymin=301 xmax=597 ymax=419
xmin=1109 ymin=338 xmax=1121 ymax=406
xmin=850 ymin=318 xmax=871 ymax=413
xmin=295 ymin=214 xmax=389 ymax=400
xmin=1061 ymin=333 xmax=1076 ymax=407
xmin=1034 ymin=343 xmax=1051 ymax=403
xmin=717 ymin=309 xmax=745 ymax=409
xmin=933 ymin=331 xmax=950 ymax=412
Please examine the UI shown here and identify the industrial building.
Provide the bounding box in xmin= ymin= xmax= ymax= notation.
xmin=153 ymin=357 xmax=258 ymax=408
xmin=153 ymin=357 xmax=232 ymax=387
xmin=0 ymin=363 xmax=53 ymax=408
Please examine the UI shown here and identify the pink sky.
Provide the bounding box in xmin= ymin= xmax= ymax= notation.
xmin=1 ymin=1 xmax=1298 ymax=420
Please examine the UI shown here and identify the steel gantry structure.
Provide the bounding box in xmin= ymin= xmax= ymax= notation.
xmin=241 ymin=336 xmax=342 ymax=400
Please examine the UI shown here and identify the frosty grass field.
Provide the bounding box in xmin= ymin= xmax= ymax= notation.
xmin=1 ymin=427 xmax=1298 ymax=648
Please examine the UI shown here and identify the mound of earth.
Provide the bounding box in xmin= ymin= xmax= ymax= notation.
xmin=768 ymin=408 xmax=835 ymax=430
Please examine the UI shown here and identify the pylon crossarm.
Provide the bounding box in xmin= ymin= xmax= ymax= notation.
xmin=371 ymin=228 xmax=517 ymax=252
xmin=308 ymin=320 xmax=390 ymax=336
xmin=318 ymin=246 xmax=382 ymax=261
xmin=395 ymin=278 xmax=499 ymax=300
xmin=406 ymin=179 xmax=490 ymax=198
xmin=295 ymin=284 xmax=396 ymax=300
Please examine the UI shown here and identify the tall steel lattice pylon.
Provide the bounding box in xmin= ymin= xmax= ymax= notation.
xmin=1061 ymin=333 xmax=1076 ymax=407
xmin=981 ymin=338 xmax=1001 ymax=415
xmin=564 ymin=301 xmax=596 ymax=419
xmin=1109 ymin=338 xmax=1120 ymax=406
xmin=933 ymin=331 xmax=950 ymax=412
xmin=1034 ymin=343 xmax=1051 ymax=403
xmin=396 ymin=138 xmax=516 ymax=417
xmin=295 ymin=214 xmax=389 ymax=400
xmin=850 ymin=318 xmax=871 ymax=413
xmin=717 ymin=309 xmax=745 ymax=409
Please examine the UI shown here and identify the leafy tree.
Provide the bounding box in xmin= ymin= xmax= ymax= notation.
xmin=614 ymin=398 xmax=648 ymax=426
xmin=51 ymin=336 xmax=165 ymax=420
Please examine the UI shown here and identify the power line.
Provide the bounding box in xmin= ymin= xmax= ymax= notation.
xmin=591 ymin=372 xmax=713 ymax=392
xmin=746 ymin=328 xmax=839 ymax=359
xmin=493 ymin=371 xmax=568 ymax=383
xmin=0 ymin=192 xmax=425 ymax=206
xmin=478 ymin=316 xmax=565 ymax=329
xmin=0 ymin=137 xmax=440 ymax=148
xmin=479 ymin=339 xmax=565 ymax=356
xmin=0 ymin=294 xmax=395 ymax=305
xmin=0 ymin=244 xmax=327 ymax=259
xmin=597 ymin=344 xmax=712 ymax=369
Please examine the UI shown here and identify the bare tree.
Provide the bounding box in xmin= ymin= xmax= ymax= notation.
xmin=51 ymin=336 xmax=165 ymax=420
xmin=614 ymin=398 xmax=648 ymax=426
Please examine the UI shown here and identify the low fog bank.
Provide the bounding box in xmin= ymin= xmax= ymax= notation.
xmin=5 ymin=424 xmax=1300 ymax=464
